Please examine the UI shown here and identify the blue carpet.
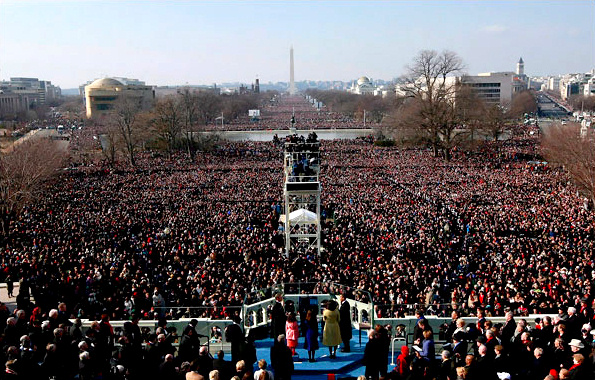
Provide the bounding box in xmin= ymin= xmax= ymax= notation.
xmin=253 ymin=328 xmax=395 ymax=380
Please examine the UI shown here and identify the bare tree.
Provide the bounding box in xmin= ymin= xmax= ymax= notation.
xmin=109 ymin=95 xmax=147 ymax=166
xmin=482 ymin=104 xmax=509 ymax=141
xmin=152 ymin=96 xmax=183 ymax=156
xmin=179 ymin=89 xmax=201 ymax=160
xmin=543 ymin=123 xmax=595 ymax=208
xmin=452 ymin=83 xmax=486 ymax=147
xmin=568 ymin=94 xmax=595 ymax=113
xmin=196 ymin=92 xmax=222 ymax=125
xmin=509 ymin=90 xmax=537 ymax=118
xmin=101 ymin=121 xmax=120 ymax=166
xmin=385 ymin=98 xmax=428 ymax=146
xmin=398 ymin=50 xmax=465 ymax=159
xmin=0 ymin=138 xmax=66 ymax=236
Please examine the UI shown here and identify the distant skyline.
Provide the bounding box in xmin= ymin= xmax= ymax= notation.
xmin=0 ymin=0 xmax=594 ymax=89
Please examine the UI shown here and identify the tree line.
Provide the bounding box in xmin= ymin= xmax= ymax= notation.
xmin=87 ymin=90 xmax=273 ymax=166
xmin=304 ymin=89 xmax=397 ymax=124
xmin=387 ymin=50 xmax=537 ymax=159
xmin=307 ymin=51 xmax=538 ymax=160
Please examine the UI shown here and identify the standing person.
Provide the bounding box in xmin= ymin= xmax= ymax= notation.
xmin=375 ymin=324 xmax=390 ymax=378
xmin=5 ymin=275 xmax=13 ymax=298
xmin=225 ymin=316 xmax=243 ymax=364
xmin=152 ymin=288 xmax=166 ymax=319
xmin=302 ymin=309 xmax=319 ymax=362
xmin=421 ymin=330 xmax=436 ymax=367
xmin=212 ymin=351 xmax=234 ymax=380
xmin=253 ymin=359 xmax=274 ymax=380
xmin=394 ymin=345 xmax=410 ymax=379
xmin=271 ymin=293 xmax=286 ymax=339
xmin=322 ymin=300 xmax=341 ymax=359
xmin=500 ymin=311 xmax=516 ymax=347
xmin=270 ymin=335 xmax=294 ymax=380
xmin=285 ymin=313 xmax=299 ymax=356
xmin=363 ymin=330 xmax=382 ymax=380
xmin=438 ymin=350 xmax=455 ymax=380
xmin=339 ymin=294 xmax=352 ymax=353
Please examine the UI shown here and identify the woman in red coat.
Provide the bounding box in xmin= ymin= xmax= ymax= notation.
xmin=286 ymin=313 xmax=299 ymax=356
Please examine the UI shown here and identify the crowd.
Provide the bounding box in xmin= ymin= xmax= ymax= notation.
xmin=0 ymin=95 xmax=594 ymax=378
xmin=366 ymin=308 xmax=595 ymax=379
xmin=205 ymin=95 xmax=379 ymax=131
xmin=0 ymin=304 xmax=295 ymax=380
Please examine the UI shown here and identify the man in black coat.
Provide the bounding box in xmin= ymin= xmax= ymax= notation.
xmin=500 ymin=311 xmax=516 ymax=347
xmin=363 ymin=330 xmax=382 ymax=380
xmin=213 ymin=350 xmax=234 ymax=380
xmin=452 ymin=331 xmax=468 ymax=367
xmin=339 ymin=294 xmax=352 ymax=352
xmin=271 ymin=293 xmax=286 ymax=339
xmin=445 ymin=310 xmax=460 ymax=342
xmin=225 ymin=316 xmax=243 ymax=364
xmin=438 ymin=350 xmax=456 ymax=380
xmin=178 ymin=328 xmax=199 ymax=364
xmin=270 ymin=335 xmax=294 ymax=380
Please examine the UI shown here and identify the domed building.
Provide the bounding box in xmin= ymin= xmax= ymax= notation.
xmin=349 ymin=76 xmax=376 ymax=95
xmin=84 ymin=77 xmax=154 ymax=119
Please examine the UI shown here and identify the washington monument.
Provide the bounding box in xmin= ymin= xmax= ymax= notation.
xmin=289 ymin=45 xmax=297 ymax=95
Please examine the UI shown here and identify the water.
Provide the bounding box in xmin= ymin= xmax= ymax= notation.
xmin=200 ymin=129 xmax=375 ymax=142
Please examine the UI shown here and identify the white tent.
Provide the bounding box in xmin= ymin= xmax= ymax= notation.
xmin=279 ymin=208 xmax=318 ymax=224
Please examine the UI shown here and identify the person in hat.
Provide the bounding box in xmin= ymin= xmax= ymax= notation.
xmin=568 ymin=338 xmax=589 ymax=358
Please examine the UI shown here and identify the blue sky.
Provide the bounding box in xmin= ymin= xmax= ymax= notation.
xmin=0 ymin=0 xmax=593 ymax=88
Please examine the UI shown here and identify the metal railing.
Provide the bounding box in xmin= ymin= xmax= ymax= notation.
xmin=241 ymin=282 xmax=374 ymax=335
xmin=142 ymin=305 xmax=243 ymax=320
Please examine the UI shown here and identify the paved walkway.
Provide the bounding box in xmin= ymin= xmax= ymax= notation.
xmin=0 ymin=283 xmax=18 ymax=311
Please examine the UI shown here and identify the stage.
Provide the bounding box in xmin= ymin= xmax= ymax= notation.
xmin=254 ymin=328 xmax=395 ymax=380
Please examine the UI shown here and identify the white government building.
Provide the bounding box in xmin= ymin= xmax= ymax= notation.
xmin=348 ymin=76 xmax=376 ymax=95
xmin=83 ymin=77 xmax=155 ymax=119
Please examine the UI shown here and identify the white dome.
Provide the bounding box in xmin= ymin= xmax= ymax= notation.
xmin=88 ymin=78 xmax=123 ymax=88
xmin=357 ymin=76 xmax=371 ymax=85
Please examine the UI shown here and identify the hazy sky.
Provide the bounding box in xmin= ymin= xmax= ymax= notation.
xmin=1 ymin=0 xmax=593 ymax=88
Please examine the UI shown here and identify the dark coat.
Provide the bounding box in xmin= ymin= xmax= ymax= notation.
xmin=271 ymin=301 xmax=286 ymax=339
xmin=339 ymin=300 xmax=352 ymax=341
xmin=239 ymin=339 xmax=257 ymax=369
xmin=500 ymin=318 xmax=516 ymax=346
xmin=225 ymin=322 xmax=243 ymax=363
xmin=363 ymin=337 xmax=383 ymax=380
xmin=452 ymin=341 xmax=468 ymax=367
xmin=178 ymin=334 xmax=198 ymax=363
xmin=302 ymin=317 xmax=319 ymax=351
xmin=438 ymin=358 xmax=456 ymax=380
xmin=475 ymin=355 xmax=497 ymax=380
xmin=270 ymin=340 xmax=294 ymax=380
xmin=213 ymin=358 xmax=234 ymax=380
xmin=568 ymin=362 xmax=591 ymax=380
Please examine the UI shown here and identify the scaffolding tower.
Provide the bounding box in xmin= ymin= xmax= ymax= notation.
xmin=283 ymin=135 xmax=321 ymax=257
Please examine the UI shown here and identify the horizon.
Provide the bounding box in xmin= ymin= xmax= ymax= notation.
xmin=1 ymin=0 xmax=594 ymax=89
